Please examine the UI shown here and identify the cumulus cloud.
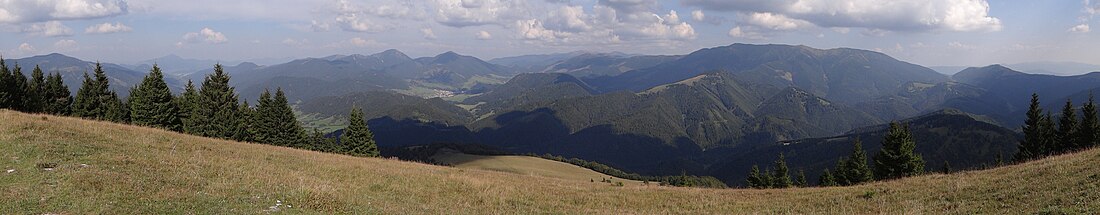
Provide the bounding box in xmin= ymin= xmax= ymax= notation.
xmin=728 ymin=26 xmax=766 ymax=40
xmin=0 ymin=0 xmax=129 ymax=24
xmin=336 ymin=13 xmax=388 ymax=32
xmin=18 ymin=43 xmax=37 ymax=54
xmin=431 ymin=0 xmax=531 ymax=27
xmin=23 ymin=21 xmax=74 ymax=37
xmin=348 ymin=37 xmax=379 ymax=47
xmin=691 ymin=10 xmax=705 ymax=22
xmin=421 ymin=28 xmax=438 ymax=40
xmin=181 ymin=27 xmax=228 ymax=44
xmin=85 ymin=22 xmax=132 ymax=34
xmin=682 ymin=0 xmax=1002 ymax=32
xmin=54 ymin=39 xmax=79 ymax=51
xmin=1069 ymin=24 xmax=1091 ymax=33
xmin=742 ymin=12 xmax=810 ymax=31
xmin=475 ymin=30 xmax=493 ymax=40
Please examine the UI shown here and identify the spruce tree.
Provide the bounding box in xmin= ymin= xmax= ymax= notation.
xmin=941 ymin=161 xmax=952 ymax=174
xmin=177 ymin=80 xmax=200 ymax=134
xmin=0 ymin=57 xmax=11 ymax=109
xmin=1015 ymin=93 xmax=1048 ymax=161
xmin=252 ymin=88 xmax=306 ymax=147
xmin=72 ymin=62 xmax=128 ymax=123
xmin=252 ymin=89 xmax=276 ymax=143
xmin=1056 ymin=99 xmax=1079 ymax=153
xmin=1078 ymin=93 xmax=1099 ymax=149
xmin=341 ymin=107 xmax=379 ymax=157
xmin=234 ymin=101 xmax=254 ymax=142
xmin=1039 ymin=111 xmax=1057 ymax=156
xmin=128 ymin=64 xmax=181 ymax=131
xmin=839 ymin=138 xmax=874 ymax=185
xmin=42 ymin=72 xmax=72 ymax=115
xmin=772 ymin=154 xmax=792 ymax=188
xmin=746 ymin=165 xmax=763 ymax=188
xmin=189 ymin=64 xmax=243 ymax=139
xmin=818 ymin=169 xmax=838 ymax=187
xmin=22 ymin=65 xmax=46 ymax=113
xmin=873 ymin=122 xmax=925 ymax=180
xmin=7 ymin=63 xmax=27 ymax=111
xmin=833 ymin=158 xmax=850 ymax=185
xmin=795 ymin=169 xmax=807 ymax=187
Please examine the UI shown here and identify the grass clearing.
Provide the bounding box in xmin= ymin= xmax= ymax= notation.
xmin=430 ymin=149 xmax=644 ymax=186
xmin=1 ymin=110 xmax=1098 ymax=214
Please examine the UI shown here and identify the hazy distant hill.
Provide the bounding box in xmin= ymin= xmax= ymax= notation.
xmin=588 ymin=44 xmax=949 ymax=104
xmin=538 ymin=53 xmax=680 ymax=77
xmin=1006 ymin=61 xmax=1100 ymax=76
xmin=953 ymin=65 xmax=1100 ymax=126
xmin=132 ymin=54 xmax=240 ymax=76
xmin=10 ymin=53 xmax=182 ymax=97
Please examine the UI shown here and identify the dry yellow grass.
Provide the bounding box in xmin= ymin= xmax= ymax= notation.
xmin=430 ymin=149 xmax=644 ymax=186
xmin=1 ymin=109 xmax=1098 ymax=214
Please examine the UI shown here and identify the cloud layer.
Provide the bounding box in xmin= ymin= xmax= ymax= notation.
xmin=0 ymin=0 xmax=129 ymax=23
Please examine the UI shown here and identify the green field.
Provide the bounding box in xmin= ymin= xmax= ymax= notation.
xmin=2 ymin=110 xmax=1099 ymax=214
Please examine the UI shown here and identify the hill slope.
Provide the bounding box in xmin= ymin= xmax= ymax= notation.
xmin=1 ymin=110 xmax=1098 ymax=214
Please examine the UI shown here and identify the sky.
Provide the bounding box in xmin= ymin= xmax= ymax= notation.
xmin=1 ymin=0 xmax=1098 ymax=67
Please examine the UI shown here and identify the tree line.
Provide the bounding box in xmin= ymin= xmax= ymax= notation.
xmin=0 ymin=58 xmax=378 ymax=157
xmin=747 ymin=122 xmax=925 ymax=188
xmin=1016 ymin=93 xmax=1100 ymax=161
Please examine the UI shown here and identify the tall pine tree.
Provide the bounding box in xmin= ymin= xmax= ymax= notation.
xmin=128 ymin=64 xmax=181 ymax=131
xmin=253 ymin=88 xmax=306 ymax=147
xmin=1078 ymin=93 xmax=1099 ymax=149
xmin=341 ymin=107 xmax=379 ymax=157
xmin=1016 ymin=93 xmax=1049 ymax=161
xmin=772 ymin=153 xmax=792 ymax=188
xmin=1040 ymin=111 xmax=1057 ymax=156
xmin=794 ymin=169 xmax=808 ymax=187
xmin=838 ymin=138 xmax=873 ymax=185
xmin=22 ymin=65 xmax=46 ymax=113
xmin=177 ymin=80 xmax=200 ymax=134
xmin=1056 ymin=99 xmax=1079 ymax=153
xmin=7 ymin=63 xmax=27 ymax=111
xmin=189 ymin=64 xmax=243 ymax=139
xmin=42 ymin=72 xmax=72 ymax=115
xmin=72 ymin=62 xmax=127 ymax=122
xmin=234 ymin=101 xmax=254 ymax=142
xmin=746 ymin=165 xmax=764 ymax=188
xmin=0 ymin=57 xmax=11 ymax=109
xmin=873 ymin=122 xmax=925 ymax=180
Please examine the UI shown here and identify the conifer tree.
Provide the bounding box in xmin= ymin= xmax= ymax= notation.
xmin=42 ymin=72 xmax=72 ymax=115
xmin=252 ymin=89 xmax=276 ymax=143
xmin=833 ymin=158 xmax=850 ymax=185
xmin=839 ymin=138 xmax=873 ymax=185
xmin=234 ymin=101 xmax=254 ymax=142
xmin=1016 ymin=93 xmax=1048 ymax=161
xmin=795 ymin=169 xmax=807 ymax=187
xmin=73 ymin=63 xmax=126 ymax=122
xmin=0 ymin=57 xmax=11 ymax=109
xmin=1078 ymin=93 xmax=1099 ymax=148
xmin=177 ymin=80 xmax=199 ymax=134
xmin=818 ymin=169 xmax=838 ymax=187
xmin=252 ymin=88 xmax=306 ymax=147
xmin=1040 ymin=111 xmax=1057 ymax=155
xmin=7 ymin=63 xmax=27 ymax=111
xmin=308 ymin=128 xmax=336 ymax=152
xmin=761 ymin=169 xmax=775 ymax=188
xmin=746 ymin=165 xmax=764 ymax=188
xmin=22 ymin=65 xmax=46 ymax=113
xmin=1057 ymin=99 xmax=1079 ymax=153
xmin=341 ymin=107 xmax=379 ymax=157
xmin=189 ymin=64 xmax=243 ymax=139
xmin=873 ymin=122 xmax=925 ymax=180
xmin=128 ymin=64 xmax=181 ymax=131
xmin=772 ymin=153 xmax=792 ymax=188
xmin=941 ymin=161 xmax=952 ymax=174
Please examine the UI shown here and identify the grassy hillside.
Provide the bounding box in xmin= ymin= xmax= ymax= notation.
xmin=429 ymin=149 xmax=643 ymax=186
xmin=1 ymin=110 xmax=1098 ymax=214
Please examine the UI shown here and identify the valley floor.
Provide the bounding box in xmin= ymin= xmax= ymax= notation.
xmin=1 ymin=110 xmax=1098 ymax=214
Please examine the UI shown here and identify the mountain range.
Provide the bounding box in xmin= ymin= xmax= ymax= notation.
xmin=12 ymin=43 xmax=1100 ymax=185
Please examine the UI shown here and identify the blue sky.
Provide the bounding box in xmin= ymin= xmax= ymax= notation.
xmin=1 ymin=0 xmax=1098 ymax=67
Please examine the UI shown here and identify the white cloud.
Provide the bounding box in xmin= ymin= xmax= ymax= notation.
xmin=85 ymin=22 xmax=132 ymax=34
xmin=0 ymin=0 xmax=129 ymax=24
xmin=683 ymin=0 xmax=1002 ymax=32
xmin=349 ymin=37 xmax=378 ymax=47
xmin=743 ymin=12 xmax=810 ymax=30
xmin=691 ymin=10 xmax=705 ymax=22
xmin=1069 ymin=24 xmax=1091 ymax=33
xmin=23 ymin=21 xmax=74 ymax=37
xmin=54 ymin=39 xmax=79 ymax=51
xmin=475 ymin=30 xmax=493 ymax=40
xmin=431 ymin=0 xmax=531 ymax=27
xmin=181 ymin=27 xmax=228 ymax=44
xmin=18 ymin=43 xmax=36 ymax=54
xmin=421 ymin=28 xmax=438 ymax=40
xmin=728 ymin=26 xmax=766 ymax=40
xmin=310 ymin=20 xmax=331 ymax=32
xmin=336 ymin=13 xmax=387 ymax=33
